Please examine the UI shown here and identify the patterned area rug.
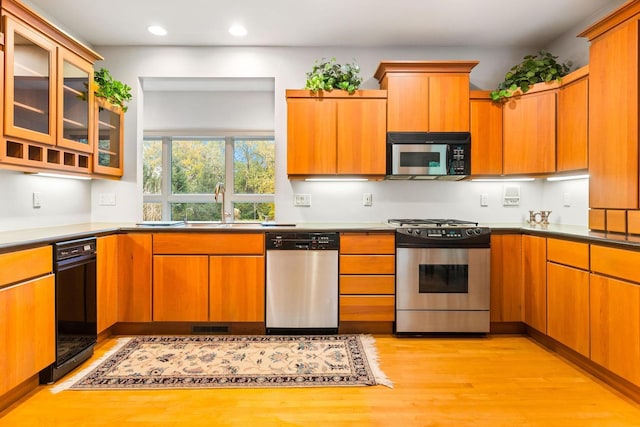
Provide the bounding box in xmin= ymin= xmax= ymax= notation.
xmin=52 ymin=335 xmax=392 ymax=391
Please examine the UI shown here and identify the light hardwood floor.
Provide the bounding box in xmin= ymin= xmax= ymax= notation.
xmin=2 ymin=335 xmax=640 ymax=426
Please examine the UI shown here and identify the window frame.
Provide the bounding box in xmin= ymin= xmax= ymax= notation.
xmin=143 ymin=131 xmax=274 ymax=222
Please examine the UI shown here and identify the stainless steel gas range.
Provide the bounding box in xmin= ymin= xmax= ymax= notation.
xmin=389 ymin=219 xmax=491 ymax=334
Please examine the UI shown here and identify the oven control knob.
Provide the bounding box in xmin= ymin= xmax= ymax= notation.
xmin=465 ymin=229 xmax=473 ymax=236
xmin=473 ymin=228 xmax=482 ymax=235
xmin=415 ymin=229 xmax=422 ymax=235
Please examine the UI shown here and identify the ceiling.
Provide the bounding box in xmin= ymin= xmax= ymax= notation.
xmin=23 ymin=0 xmax=623 ymax=48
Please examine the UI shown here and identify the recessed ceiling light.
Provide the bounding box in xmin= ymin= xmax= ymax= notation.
xmin=148 ymin=25 xmax=167 ymax=36
xmin=228 ymin=25 xmax=247 ymax=37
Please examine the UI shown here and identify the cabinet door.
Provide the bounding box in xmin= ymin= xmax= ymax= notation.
xmin=523 ymin=235 xmax=547 ymax=333
xmin=470 ymin=96 xmax=503 ymax=175
xmin=557 ymin=76 xmax=588 ymax=172
xmin=336 ymin=98 xmax=386 ymax=175
xmin=428 ymin=74 xmax=470 ymax=132
xmin=547 ymin=263 xmax=590 ymax=357
xmin=286 ymin=97 xmax=336 ymax=175
xmin=209 ymin=256 xmax=265 ymax=322
xmin=0 ymin=274 xmax=55 ymax=395
xmin=590 ymin=274 xmax=640 ymax=385
xmin=503 ymin=91 xmax=556 ymax=174
xmin=118 ymin=233 xmax=152 ymax=322
xmin=57 ymin=47 xmax=94 ymax=154
xmin=4 ymin=15 xmax=57 ymax=145
xmin=153 ymin=255 xmax=208 ymax=321
xmin=588 ymin=20 xmax=639 ymax=209
xmin=97 ymin=235 xmax=118 ymax=333
xmin=93 ymin=99 xmax=124 ymax=176
xmin=490 ymin=234 xmax=523 ymax=322
xmin=385 ymin=74 xmax=429 ymax=131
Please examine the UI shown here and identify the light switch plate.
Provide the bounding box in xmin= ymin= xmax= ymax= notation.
xmin=480 ymin=193 xmax=488 ymax=207
xmin=363 ymin=193 xmax=372 ymax=206
xmin=99 ymin=192 xmax=117 ymax=206
xmin=32 ymin=192 xmax=41 ymax=208
xmin=293 ymin=194 xmax=311 ymax=207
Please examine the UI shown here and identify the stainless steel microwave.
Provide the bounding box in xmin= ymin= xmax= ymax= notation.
xmin=386 ymin=132 xmax=471 ymax=180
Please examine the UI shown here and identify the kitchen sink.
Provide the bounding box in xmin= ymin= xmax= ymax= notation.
xmin=183 ymin=222 xmax=262 ymax=228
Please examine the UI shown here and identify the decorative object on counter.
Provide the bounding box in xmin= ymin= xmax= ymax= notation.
xmin=52 ymin=334 xmax=392 ymax=392
xmin=528 ymin=210 xmax=552 ymax=225
xmin=304 ymin=57 xmax=363 ymax=94
xmin=490 ymin=50 xmax=572 ymax=102
xmin=93 ymin=68 xmax=132 ymax=112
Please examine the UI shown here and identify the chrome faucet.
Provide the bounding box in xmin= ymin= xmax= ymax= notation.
xmin=214 ymin=182 xmax=227 ymax=223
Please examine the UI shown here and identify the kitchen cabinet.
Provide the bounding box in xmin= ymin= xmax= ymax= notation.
xmin=93 ymin=98 xmax=124 ymax=177
xmin=580 ymin=4 xmax=640 ymax=211
xmin=503 ymin=86 xmax=557 ymax=175
xmin=285 ymin=90 xmax=387 ymax=178
xmin=339 ymin=232 xmax=395 ymax=323
xmin=0 ymin=246 xmax=54 ymax=395
xmin=470 ymin=90 xmax=503 ymax=175
xmin=0 ymin=0 xmax=102 ymax=176
xmin=590 ymin=244 xmax=640 ymax=385
xmin=374 ymin=61 xmax=478 ymax=132
xmin=97 ymin=235 xmax=118 ymax=333
xmin=152 ymin=232 xmax=265 ymax=322
xmin=153 ymin=255 xmax=209 ymax=321
xmin=556 ymin=66 xmax=588 ymax=172
xmin=546 ymin=239 xmax=590 ymax=357
xmin=490 ymin=234 xmax=523 ymax=322
xmin=523 ymin=235 xmax=546 ymax=333
xmin=118 ymin=233 xmax=152 ymax=322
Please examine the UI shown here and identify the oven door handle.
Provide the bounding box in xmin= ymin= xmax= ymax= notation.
xmin=56 ymin=254 xmax=96 ymax=271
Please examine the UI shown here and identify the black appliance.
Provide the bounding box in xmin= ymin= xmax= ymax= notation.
xmin=386 ymin=132 xmax=471 ymax=180
xmin=389 ymin=219 xmax=491 ymax=334
xmin=40 ymin=237 xmax=97 ymax=383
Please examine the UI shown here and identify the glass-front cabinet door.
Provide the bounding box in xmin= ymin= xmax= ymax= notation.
xmin=4 ymin=15 xmax=56 ymax=145
xmin=57 ymin=48 xmax=94 ymax=153
xmin=93 ymin=98 xmax=123 ymax=176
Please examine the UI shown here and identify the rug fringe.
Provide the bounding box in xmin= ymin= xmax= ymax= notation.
xmin=49 ymin=337 xmax=132 ymax=394
xmin=359 ymin=334 xmax=393 ymax=388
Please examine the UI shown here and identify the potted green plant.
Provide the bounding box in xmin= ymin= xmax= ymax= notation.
xmin=490 ymin=50 xmax=572 ymax=102
xmin=304 ymin=57 xmax=363 ymax=94
xmin=93 ymin=68 xmax=132 ymax=112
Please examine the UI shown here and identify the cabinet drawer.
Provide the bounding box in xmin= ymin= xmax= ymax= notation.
xmin=340 ymin=232 xmax=395 ymax=254
xmin=547 ymin=238 xmax=589 ymax=269
xmin=340 ymin=275 xmax=395 ymax=295
xmin=153 ymin=233 xmax=264 ymax=255
xmin=340 ymin=295 xmax=395 ymax=321
xmin=340 ymin=255 xmax=395 ymax=274
xmin=591 ymin=245 xmax=640 ymax=283
xmin=0 ymin=246 xmax=52 ymax=287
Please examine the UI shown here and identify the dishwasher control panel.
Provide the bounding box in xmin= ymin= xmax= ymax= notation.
xmin=266 ymin=232 xmax=339 ymax=250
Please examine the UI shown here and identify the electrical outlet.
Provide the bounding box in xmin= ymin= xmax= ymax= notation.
xmin=32 ymin=192 xmax=42 ymax=208
xmin=480 ymin=193 xmax=489 ymax=207
xmin=363 ymin=193 xmax=372 ymax=206
xmin=293 ymin=194 xmax=311 ymax=207
xmin=99 ymin=192 xmax=117 ymax=206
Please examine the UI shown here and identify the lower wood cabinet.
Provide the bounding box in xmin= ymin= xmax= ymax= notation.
xmin=118 ymin=233 xmax=152 ymax=322
xmin=0 ymin=274 xmax=55 ymax=395
xmin=490 ymin=234 xmax=523 ymax=322
xmin=97 ymin=235 xmax=118 ymax=332
xmin=210 ymin=256 xmax=265 ymax=322
xmin=153 ymin=255 xmax=209 ymax=321
xmin=339 ymin=232 xmax=395 ymax=322
xmin=523 ymin=235 xmax=547 ymax=333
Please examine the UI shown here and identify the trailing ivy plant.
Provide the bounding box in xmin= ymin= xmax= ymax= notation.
xmin=305 ymin=57 xmax=363 ymax=94
xmin=94 ymin=68 xmax=132 ymax=112
xmin=490 ymin=50 xmax=572 ymax=102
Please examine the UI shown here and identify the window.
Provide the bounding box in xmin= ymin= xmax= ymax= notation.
xmin=143 ymin=135 xmax=275 ymax=222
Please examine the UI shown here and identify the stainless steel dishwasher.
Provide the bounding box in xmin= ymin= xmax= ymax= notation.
xmin=265 ymin=232 xmax=339 ymax=334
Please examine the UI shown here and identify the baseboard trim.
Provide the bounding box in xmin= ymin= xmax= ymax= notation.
xmin=0 ymin=375 xmax=38 ymax=414
xmin=112 ymin=322 xmax=266 ymax=336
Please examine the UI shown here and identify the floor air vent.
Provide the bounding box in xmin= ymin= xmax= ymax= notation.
xmin=192 ymin=325 xmax=230 ymax=334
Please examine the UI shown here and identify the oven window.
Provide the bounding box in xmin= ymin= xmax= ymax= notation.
xmin=400 ymin=151 xmax=441 ymax=168
xmin=418 ymin=264 xmax=468 ymax=293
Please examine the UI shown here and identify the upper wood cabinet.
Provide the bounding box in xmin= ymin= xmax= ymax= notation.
xmin=557 ymin=66 xmax=588 ymax=173
xmin=503 ymin=85 xmax=557 ymax=175
xmin=374 ymin=61 xmax=478 ymax=132
xmin=1 ymin=0 xmax=103 ymax=176
xmin=93 ymin=98 xmax=124 ymax=177
xmin=470 ymin=90 xmax=503 ymax=175
xmin=579 ymin=3 xmax=640 ymax=209
xmin=286 ymin=90 xmax=387 ymax=178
